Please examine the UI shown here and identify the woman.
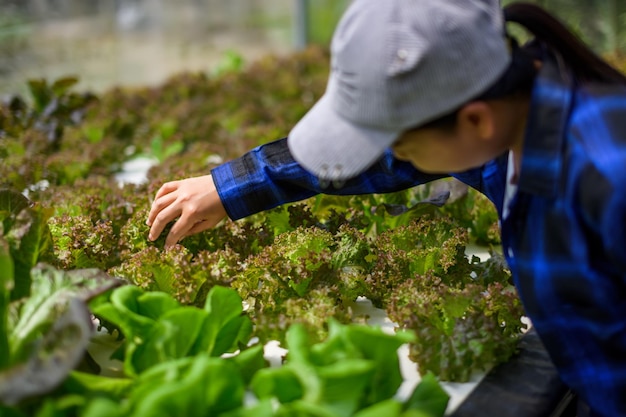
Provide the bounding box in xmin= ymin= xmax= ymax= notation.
xmin=147 ymin=1 xmax=626 ymax=415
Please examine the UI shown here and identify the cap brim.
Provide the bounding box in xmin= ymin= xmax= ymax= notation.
xmin=288 ymin=94 xmax=399 ymax=181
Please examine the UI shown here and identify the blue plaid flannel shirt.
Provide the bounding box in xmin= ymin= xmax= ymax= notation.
xmin=212 ymin=52 xmax=626 ymax=417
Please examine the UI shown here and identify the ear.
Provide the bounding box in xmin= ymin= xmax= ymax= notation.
xmin=456 ymin=101 xmax=495 ymax=141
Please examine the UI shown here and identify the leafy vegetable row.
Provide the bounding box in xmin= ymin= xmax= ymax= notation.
xmin=1 ymin=45 xmax=526 ymax=416
xmin=0 ymin=230 xmax=448 ymax=416
xmin=1 ymin=175 xmax=522 ymax=384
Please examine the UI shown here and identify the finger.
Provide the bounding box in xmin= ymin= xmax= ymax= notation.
xmin=174 ymin=216 xmax=225 ymax=248
xmin=153 ymin=181 xmax=180 ymax=201
xmin=164 ymin=214 xmax=196 ymax=249
xmin=185 ymin=219 xmax=215 ymax=236
xmin=148 ymin=202 xmax=183 ymax=242
xmin=147 ymin=191 xmax=178 ymax=227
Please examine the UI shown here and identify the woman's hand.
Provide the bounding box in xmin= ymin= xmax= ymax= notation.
xmin=147 ymin=175 xmax=227 ymax=248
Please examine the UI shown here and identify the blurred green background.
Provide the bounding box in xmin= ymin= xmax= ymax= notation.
xmin=0 ymin=0 xmax=623 ymax=97
xmin=304 ymin=0 xmax=626 ymax=55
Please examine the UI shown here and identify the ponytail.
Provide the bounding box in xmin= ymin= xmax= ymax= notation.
xmin=504 ymin=2 xmax=626 ymax=85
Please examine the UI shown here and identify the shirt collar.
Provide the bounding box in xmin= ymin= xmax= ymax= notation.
xmin=517 ymin=50 xmax=575 ymax=198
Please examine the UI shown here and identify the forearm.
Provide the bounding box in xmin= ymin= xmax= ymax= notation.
xmin=211 ymin=137 xmax=445 ymax=220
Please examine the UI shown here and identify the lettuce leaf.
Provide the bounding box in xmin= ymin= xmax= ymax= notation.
xmin=0 ymin=238 xmax=12 ymax=371
xmin=0 ymin=264 xmax=122 ymax=405
xmin=91 ymin=285 xmax=254 ymax=376
xmin=250 ymin=321 xmax=448 ymax=417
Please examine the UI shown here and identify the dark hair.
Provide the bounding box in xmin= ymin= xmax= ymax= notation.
xmin=419 ymin=2 xmax=626 ymax=131
xmin=505 ymin=2 xmax=626 ymax=85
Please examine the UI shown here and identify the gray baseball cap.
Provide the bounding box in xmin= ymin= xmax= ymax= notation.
xmin=287 ymin=0 xmax=510 ymax=181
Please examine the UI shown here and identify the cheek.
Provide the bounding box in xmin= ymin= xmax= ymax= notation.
xmin=393 ymin=135 xmax=487 ymax=173
xmin=393 ymin=132 xmax=437 ymax=160
xmin=393 ymin=142 xmax=446 ymax=172
xmin=391 ymin=141 xmax=418 ymax=161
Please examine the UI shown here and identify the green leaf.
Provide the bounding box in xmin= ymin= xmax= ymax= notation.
xmin=214 ymin=50 xmax=245 ymax=76
xmin=50 ymin=77 xmax=79 ymax=97
xmin=9 ymin=265 xmax=121 ymax=363
xmin=403 ymin=372 xmax=449 ymax=417
xmin=288 ymin=276 xmax=313 ymax=297
xmin=83 ymin=126 xmax=104 ymax=144
xmin=150 ymin=134 xmax=164 ymax=161
xmin=163 ymin=141 xmax=184 ymax=159
xmin=6 ymin=206 xmax=53 ymax=300
xmin=266 ymin=206 xmax=292 ymax=236
xmin=313 ymin=359 xmax=375 ymax=417
xmin=220 ymin=399 xmax=275 ymax=417
xmin=0 ymin=298 xmax=93 ymax=405
xmin=81 ymin=397 xmax=125 ymax=417
xmin=251 ymin=366 xmax=304 ymax=403
xmin=63 ymin=371 xmax=132 ymax=398
xmin=0 ymin=238 xmax=13 ymax=370
xmin=341 ymin=325 xmax=415 ymax=405
xmin=209 ymin=314 xmax=253 ymax=356
xmin=27 ymin=78 xmax=51 ymax=113
xmin=442 ymin=293 xmax=471 ymax=320
xmin=276 ymin=321 xmax=419 ymax=417
xmin=90 ymin=285 xmax=156 ymax=342
xmin=0 ymin=263 xmax=121 ymax=405
xmin=0 ymin=189 xmax=30 ymax=232
xmin=127 ymin=306 xmax=207 ymax=375
xmin=402 ymin=411 xmax=437 ymax=417
xmin=192 ymin=286 xmax=250 ymax=356
xmin=131 ymin=355 xmax=245 ymax=417
xmin=135 ymin=290 xmax=181 ymax=321
xmin=353 ymin=399 xmax=402 ymax=417
xmin=204 ymin=285 xmax=244 ymax=319
xmin=0 ymin=189 xmax=53 ymax=300
xmin=275 ymin=400 xmax=342 ymax=417
xmin=227 ymin=344 xmax=268 ymax=385
xmin=285 ymin=324 xmax=312 ymax=364
xmin=307 ymin=320 xmax=414 ymax=406
xmin=158 ymin=120 xmax=178 ymax=140
xmin=92 ymin=285 xmax=253 ymax=377
xmin=150 ymin=262 xmax=175 ymax=294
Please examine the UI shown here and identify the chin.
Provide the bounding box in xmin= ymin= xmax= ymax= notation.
xmin=411 ymin=162 xmax=483 ymax=174
xmin=408 ymin=159 xmax=449 ymax=173
xmin=409 ymin=163 xmax=449 ymax=174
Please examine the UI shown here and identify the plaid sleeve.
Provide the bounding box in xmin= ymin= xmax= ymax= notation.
xmin=210 ymin=137 xmax=446 ymax=220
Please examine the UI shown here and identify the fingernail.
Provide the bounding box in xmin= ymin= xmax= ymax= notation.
xmin=148 ymin=233 xmax=154 ymax=241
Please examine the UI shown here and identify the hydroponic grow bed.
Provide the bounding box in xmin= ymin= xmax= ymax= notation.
xmin=1 ymin=47 xmax=531 ymax=416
